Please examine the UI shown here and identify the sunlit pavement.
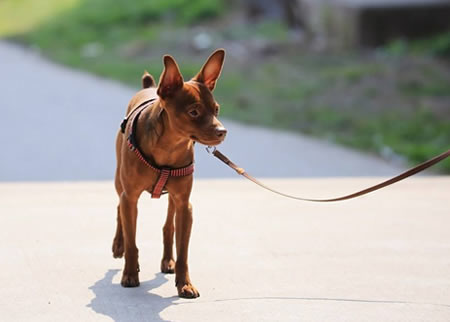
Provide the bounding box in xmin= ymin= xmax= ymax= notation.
xmin=1 ymin=178 xmax=449 ymax=321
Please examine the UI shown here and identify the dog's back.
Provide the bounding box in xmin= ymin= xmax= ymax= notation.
xmin=125 ymin=71 xmax=157 ymax=115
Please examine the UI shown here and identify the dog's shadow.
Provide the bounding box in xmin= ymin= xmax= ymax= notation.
xmin=87 ymin=269 xmax=178 ymax=322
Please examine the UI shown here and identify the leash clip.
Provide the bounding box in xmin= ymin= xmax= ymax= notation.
xmin=206 ymin=146 xmax=216 ymax=154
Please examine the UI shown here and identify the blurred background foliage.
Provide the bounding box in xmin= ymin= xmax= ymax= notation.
xmin=1 ymin=0 xmax=449 ymax=172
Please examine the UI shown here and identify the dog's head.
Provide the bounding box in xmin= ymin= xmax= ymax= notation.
xmin=156 ymin=49 xmax=227 ymax=146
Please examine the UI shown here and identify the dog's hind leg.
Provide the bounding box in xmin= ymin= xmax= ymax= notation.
xmin=112 ymin=164 xmax=125 ymax=258
xmin=112 ymin=205 xmax=124 ymax=258
xmin=161 ymin=194 xmax=176 ymax=273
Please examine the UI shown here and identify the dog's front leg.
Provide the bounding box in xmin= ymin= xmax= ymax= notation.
xmin=119 ymin=191 xmax=140 ymax=287
xmin=174 ymin=198 xmax=200 ymax=298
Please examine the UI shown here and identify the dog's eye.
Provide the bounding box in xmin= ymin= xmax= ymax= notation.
xmin=215 ymin=104 xmax=220 ymax=116
xmin=188 ymin=109 xmax=199 ymax=118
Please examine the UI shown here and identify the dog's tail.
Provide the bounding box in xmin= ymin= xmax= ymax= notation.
xmin=142 ymin=70 xmax=156 ymax=88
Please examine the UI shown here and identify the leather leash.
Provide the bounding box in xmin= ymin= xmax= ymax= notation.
xmin=206 ymin=147 xmax=450 ymax=202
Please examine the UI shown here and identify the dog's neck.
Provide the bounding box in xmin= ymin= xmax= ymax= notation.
xmin=137 ymin=100 xmax=194 ymax=168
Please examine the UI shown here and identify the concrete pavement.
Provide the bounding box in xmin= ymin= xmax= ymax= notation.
xmin=0 ymin=178 xmax=449 ymax=321
xmin=0 ymin=41 xmax=405 ymax=181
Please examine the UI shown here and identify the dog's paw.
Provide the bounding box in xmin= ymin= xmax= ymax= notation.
xmin=177 ymin=283 xmax=200 ymax=299
xmin=161 ymin=259 xmax=175 ymax=274
xmin=121 ymin=273 xmax=140 ymax=287
xmin=112 ymin=238 xmax=124 ymax=258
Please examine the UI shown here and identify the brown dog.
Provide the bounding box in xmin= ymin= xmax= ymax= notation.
xmin=112 ymin=49 xmax=226 ymax=298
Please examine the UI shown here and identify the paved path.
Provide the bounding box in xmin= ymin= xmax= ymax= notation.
xmin=0 ymin=178 xmax=449 ymax=321
xmin=0 ymin=41 xmax=406 ymax=181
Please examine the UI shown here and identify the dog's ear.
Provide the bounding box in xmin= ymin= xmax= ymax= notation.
xmin=192 ymin=49 xmax=225 ymax=91
xmin=157 ymin=55 xmax=184 ymax=98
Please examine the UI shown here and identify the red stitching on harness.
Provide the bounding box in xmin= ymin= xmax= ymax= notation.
xmin=151 ymin=169 xmax=170 ymax=199
xmin=129 ymin=141 xmax=194 ymax=198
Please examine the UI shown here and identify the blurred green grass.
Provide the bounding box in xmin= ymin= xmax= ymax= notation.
xmin=386 ymin=32 xmax=450 ymax=58
xmin=2 ymin=0 xmax=449 ymax=172
xmin=0 ymin=0 xmax=80 ymax=35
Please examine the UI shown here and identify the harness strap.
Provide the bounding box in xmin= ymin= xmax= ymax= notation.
xmin=208 ymin=147 xmax=450 ymax=202
xmin=152 ymin=169 xmax=170 ymax=199
xmin=121 ymin=98 xmax=194 ymax=198
xmin=120 ymin=98 xmax=156 ymax=134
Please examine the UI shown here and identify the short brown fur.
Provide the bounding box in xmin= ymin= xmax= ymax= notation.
xmin=113 ymin=49 xmax=227 ymax=298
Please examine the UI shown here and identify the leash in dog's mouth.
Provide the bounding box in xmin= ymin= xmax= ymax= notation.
xmin=206 ymin=146 xmax=450 ymax=202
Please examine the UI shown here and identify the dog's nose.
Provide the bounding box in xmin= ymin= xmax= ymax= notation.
xmin=215 ymin=127 xmax=227 ymax=139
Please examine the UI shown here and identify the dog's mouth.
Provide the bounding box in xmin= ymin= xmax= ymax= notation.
xmin=190 ymin=135 xmax=223 ymax=146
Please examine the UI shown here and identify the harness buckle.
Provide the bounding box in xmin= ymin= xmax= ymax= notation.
xmin=206 ymin=146 xmax=217 ymax=154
